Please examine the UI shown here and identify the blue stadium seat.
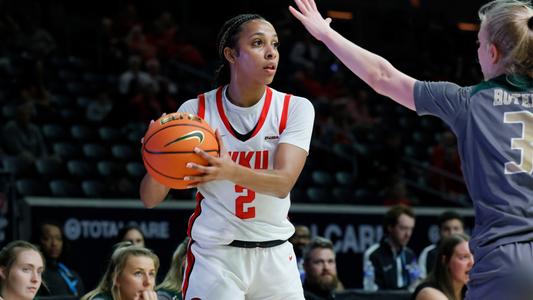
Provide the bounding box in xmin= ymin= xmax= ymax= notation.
xmin=81 ymin=180 xmax=108 ymax=198
xmin=67 ymin=160 xmax=98 ymax=178
xmin=49 ymin=180 xmax=83 ymax=197
xmin=82 ymin=143 xmax=109 ymax=160
xmin=16 ymin=178 xmax=50 ymax=196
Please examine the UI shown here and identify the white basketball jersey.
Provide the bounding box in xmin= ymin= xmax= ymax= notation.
xmin=178 ymin=85 xmax=314 ymax=246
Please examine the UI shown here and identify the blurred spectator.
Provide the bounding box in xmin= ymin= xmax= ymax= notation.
xmin=383 ymin=176 xmax=414 ymax=206
xmin=363 ymin=205 xmax=418 ymax=290
xmin=289 ymin=35 xmax=321 ymax=73
xmin=302 ymin=236 xmax=343 ymax=300
xmin=125 ymin=25 xmax=157 ymax=61
xmin=419 ymin=211 xmax=464 ymax=278
xmin=81 ymin=242 xmax=159 ymax=300
xmin=2 ymin=101 xmax=48 ymax=163
xmin=156 ymin=237 xmax=189 ymax=300
xmin=35 ymin=220 xmax=85 ymax=297
xmin=289 ymin=224 xmax=311 ymax=282
xmin=146 ymin=58 xmax=177 ymax=96
xmin=117 ymin=225 xmax=146 ymax=247
xmin=0 ymin=240 xmax=45 ymax=300
xmin=118 ymin=55 xmax=153 ymax=96
xmin=411 ymin=233 xmax=472 ymax=300
xmin=97 ymin=17 xmax=125 ymax=71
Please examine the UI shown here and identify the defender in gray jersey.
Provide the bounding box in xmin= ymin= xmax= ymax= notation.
xmin=290 ymin=0 xmax=533 ymax=299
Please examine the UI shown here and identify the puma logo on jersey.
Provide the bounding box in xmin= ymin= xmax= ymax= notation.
xmin=265 ymin=135 xmax=279 ymax=140
xmin=289 ymin=255 xmax=293 ymax=261
xmin=164 ymin=130 xmax=204 ymax=147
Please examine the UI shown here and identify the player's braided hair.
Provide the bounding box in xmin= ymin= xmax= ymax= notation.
xmin=214 ymin=14 xmax=264 ymax=87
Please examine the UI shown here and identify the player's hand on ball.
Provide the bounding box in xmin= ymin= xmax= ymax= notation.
xmin=185 ymin=129 xmax=236 ymax=186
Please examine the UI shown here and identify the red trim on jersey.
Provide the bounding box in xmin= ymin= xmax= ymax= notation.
xmin=183 ymin=192 xmax=203 ymax=298
xmin=197 ymin=93 xmax=205 ymax=119
xmin=182 ymin=239 xmax=195 ymax=299
xmin=187 ymin=192 xmax=204 ymax=237
xmin=216 ymin=86 xmax=273 ymax=141
xmin=279 ymin=93 xmax=292 ymax=135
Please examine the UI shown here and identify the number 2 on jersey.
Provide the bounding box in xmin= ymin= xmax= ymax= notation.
xmin=235 ymin=185 xmax=256 ymax=219
xmin=504 ymin=111 xmax=533 ymax=174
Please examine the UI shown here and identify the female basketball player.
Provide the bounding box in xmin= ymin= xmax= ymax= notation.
xmin=140 ymin=14 xmax=315 ymax=300
xmin=0 ymin=241 xmax=45 ymax=300
xmin=290 ymin=0 xmax=532 ymax=299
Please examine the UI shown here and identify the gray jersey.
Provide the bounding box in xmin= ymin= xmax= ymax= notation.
xmin=414 ymin=75 xmax=533 ymax=259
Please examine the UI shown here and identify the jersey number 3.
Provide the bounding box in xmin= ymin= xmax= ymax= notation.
xmin=235 ymin=185 xmax=256 ymax=219
xmin=504 ymin=111 xmax=533 ymax=174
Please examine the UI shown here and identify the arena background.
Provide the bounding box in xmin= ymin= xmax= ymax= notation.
xmin=0 ymin=0 xmax=491 ymax=293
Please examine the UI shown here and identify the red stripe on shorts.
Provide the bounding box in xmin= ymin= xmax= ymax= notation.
xmin=182 ymin=238 xmax=195 ymax=299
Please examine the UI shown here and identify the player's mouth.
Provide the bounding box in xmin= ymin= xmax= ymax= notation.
xmin=264 ymin=64 xmax=277 ymax=75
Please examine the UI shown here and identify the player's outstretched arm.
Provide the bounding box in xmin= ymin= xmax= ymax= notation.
xmin=185 ymin=131 xmax=307 ymax=199
xmin=289 ymin=0 xmax=417 ymax=111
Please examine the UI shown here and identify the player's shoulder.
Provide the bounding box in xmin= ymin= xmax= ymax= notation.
xmin=269 ymin=87 xmax=314 ymax=113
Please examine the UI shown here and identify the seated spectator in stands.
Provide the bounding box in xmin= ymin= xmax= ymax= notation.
xmin=117 ymin=225 xmax=145 ymax=247
xmin=81 ymin=242 xmax=159 ymax=300
xmin=0 ymin=240 xmax=45 ymax=300
xmin=2 ymin=101 xmax=48 ymax=163
xmin=35 ymin=220 xmax=84 ymax=297
xmin=156 ymin=237 xmax=189 ymax=300
xmin=419 ymin=211 xmax=464 ymax=278
xmin=411 ymin=233 xmax=473 ymax=300
xmin=118 ymin=55 xmax=153 ymax=96
xmin=289 ymin=224 xmax=311 ymax=281
xmin=302 ymin=237 xmax=342 ymax=300
xmin=363 ymin=205 xmax=418 ymax=290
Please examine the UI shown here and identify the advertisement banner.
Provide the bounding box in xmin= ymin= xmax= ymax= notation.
xmin=21 ymin=198 xmax=473 ymax=289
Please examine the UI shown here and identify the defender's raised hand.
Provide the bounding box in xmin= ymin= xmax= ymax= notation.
xmin=289 ymin=0 xmax=332 ymax=41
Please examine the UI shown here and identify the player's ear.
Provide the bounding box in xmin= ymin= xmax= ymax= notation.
xmin=223 ymin=47 xmax=237 ymax=64
xmin=489 ymin=43 xmax=500 ymax=65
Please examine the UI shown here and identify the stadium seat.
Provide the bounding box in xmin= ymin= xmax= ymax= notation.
xmin=98 ymin=127 xmax=121 ymax=142
xmin=1 ymin=156 xmax=33 ymax=176
xmin=53 ymin=142 xmax=82 ymax=160
xmin=16 ymin=178 xmax=50 ymax=196
xmin=82 ymin=143 xmax=109 ymax=160
xmin=126 ymin=162 xmax=145 ymax=179
xmin=306 ymin=187 xmax=328 ymax=203
xmin=111 ymin=144 xmax=136 ymax=161
xmin=335 ymin=171 xmax=354 ymax=186
xmin=70 ymin=125 xmax=98 ymax=142
xmin=67 ymin=160 xmax=98 ymax=178
xmin=42 ymin=124 xmax=69 ymax=142
xmin=35 ymin=157 xmax=66 ymax=178
xmin=81 ymin=180 xmax=108 ymax=198
xmin=49 ymin=180 xmax=83 ymax=197
xmin=311 ymin=170 xmax=334 ymax=187
xmin=97 ymin=160 xmax=124 ymax=177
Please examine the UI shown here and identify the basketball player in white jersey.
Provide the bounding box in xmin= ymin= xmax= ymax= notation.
xmin=140 ymin=14 xmax=315 ymax=300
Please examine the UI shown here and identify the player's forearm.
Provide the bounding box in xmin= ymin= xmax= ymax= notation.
xmin=140 ymin=174 xmax=170 ymax=208
xmin=230 ymin=165 xmax=295 ymax=198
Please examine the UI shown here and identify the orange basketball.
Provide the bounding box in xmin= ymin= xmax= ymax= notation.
xmin=142 ymin=112 xmax=219 ymax=189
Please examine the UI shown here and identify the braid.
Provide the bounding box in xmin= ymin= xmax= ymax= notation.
xmin=214 ymin=14 xmax=264 ymax=87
